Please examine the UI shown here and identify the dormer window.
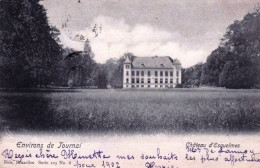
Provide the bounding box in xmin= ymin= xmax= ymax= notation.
xmin=126 ymin=65 xmax=130 ymax=69
xmin=141 ymin=64 xmax=145 ymax=68
xmin=160 ymin=64 xmax=164 ymax=68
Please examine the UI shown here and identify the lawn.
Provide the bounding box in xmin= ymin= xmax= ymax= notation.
xmin=0 ymin=88 xmax=259 ymax=133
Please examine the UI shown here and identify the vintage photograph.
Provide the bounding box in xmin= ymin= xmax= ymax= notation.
xmin=1 ymin=1 xmax=260 ymax=168
xmin=0 ymin=0 xmax=259 ymax=135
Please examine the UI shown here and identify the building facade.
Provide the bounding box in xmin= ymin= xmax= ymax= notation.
xmin=123 ymin=56 xmax=181 ymax=88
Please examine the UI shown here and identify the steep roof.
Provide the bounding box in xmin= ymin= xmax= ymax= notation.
xmin=131 ymin=56 xmax=176 ymax=68
xmin=172 ymin=59 xmax=181 ymax=65
xmin=124 ymin=56 xmax=131 ymax=63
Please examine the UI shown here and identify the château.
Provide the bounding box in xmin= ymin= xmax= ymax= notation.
xmin=123 ymin=56 xmax=181 ymax=88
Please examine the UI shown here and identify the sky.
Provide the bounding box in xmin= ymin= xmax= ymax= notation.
xmin=42 ymin=0 xmax=259 ymax=67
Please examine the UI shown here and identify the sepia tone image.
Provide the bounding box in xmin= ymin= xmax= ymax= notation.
xmin=0 ymin=0 xmax=260 ymax=136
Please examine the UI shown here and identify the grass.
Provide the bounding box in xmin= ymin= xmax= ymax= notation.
xmin=0 ymin=88 xmax=259 ymax=133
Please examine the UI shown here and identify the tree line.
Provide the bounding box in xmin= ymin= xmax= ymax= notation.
xmin=182 ymin=8 xmax=260 ymax=89
xmin=0 ymin=0 xmax=62 ymax=88
xmin=1 ymin=0 xmax=259 ymax=89
xmin=0 ymin=0 xmax=107 ymax=89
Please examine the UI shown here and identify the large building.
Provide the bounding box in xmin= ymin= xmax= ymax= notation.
xmin=123 ymin=56 xmax=181 ymax=88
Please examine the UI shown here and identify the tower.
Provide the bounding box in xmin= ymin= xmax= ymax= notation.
xmin=172 ymin=59 xmax=181 ymax=85
xmin=123 ymin=56 xmax=132 ymax=88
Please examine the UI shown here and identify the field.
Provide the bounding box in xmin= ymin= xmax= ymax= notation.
xmin=0 ymin=88 xmax=259 ymax=134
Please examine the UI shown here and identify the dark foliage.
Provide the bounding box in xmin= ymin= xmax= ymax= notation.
xmin=182 ymin=63 xmax=203 ymax=87
xmin=103 ymin=53 xmax=135 ymax=88
xmin=219 ymin=61 xmax=256 ymax=88
xmin=201 ymin=47 xmax=231 ymax=86
xmin=0 ymin=0 xmax=63 ymax=88
xmin=62 ymin=40 xmax=108 ymax=88
xmin=201 ymin=9 xmax=260 ymax=88
xmin=93 ymin=64 xmax=108 ymax=89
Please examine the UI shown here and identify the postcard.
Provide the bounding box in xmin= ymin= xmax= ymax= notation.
xmin=0 ymin=0 xmax=259 ymax=168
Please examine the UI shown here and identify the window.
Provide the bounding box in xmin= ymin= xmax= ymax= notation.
xmin=148 ymin=78 xmax=151 ymax=83
xmin=126 ymin=85 xmax=128 ymax=87
xmin=176 ymin=71 xmax=179 ymax=77
xmin=132 ymin=78 xmax=135 ymax=83
xmin=126 ymin=65 xmax=129 ymax=69
xmin=126 ymin=71 xmax=129 ymax=76
xmin=170 ymin=78 xmax=173 ymax=83
xmin=141 ymin=78 xmax=144 ymax=83
xmin=160 ymin=71 xmax=163 ymax=76
xmin=126 ymin=78 xmax=129 ymax=83
xmin=160 ymin=78 xmax=163 ymax=83
xmin=160 ymin=64 xmax=164 ymax=68
xmin=160 ymin=85 xmax=163 ymax=88
xmin=155 ymin=71 xmax=158 ymax=77
xmin=141 ymin=64 xmax=145 ymax=68
xmin=170 ymin=71 xmax=173 ymax=76
xmin=155 ymin=85 xmax=158 ymax=87
xmin=148 ymin=85 xmax=150 ymax=88
xmin=176 ymin=78 xmax=179 ymax=84
xmin=165 ymin=78 xmax=168 ymax=83
xmin=148 ymin=71 xmax=151 ymax=77
xmin=132 ymin=71 xmax=135 ymax=76
xmin=170 ymin=85 xmax=173 ymax=88
xmin=132 ymin=85 xmax=135 ymax=88
xmin=155 ymin=78 xmax=158 ymax=84
xmin=141 ymin=85 xmax=144 ymax=87
xmin=136 ymin=78 xmax=140 ymax=83
xmin=165 ymin=71 xmax=168 ymax=77
xmin=137 ymin=85 xmax=139 ymax=87
xmin=141 ymin=71 xmax=144 ymax=76
xmin=137 ymin=71 xmax=140 ymax=76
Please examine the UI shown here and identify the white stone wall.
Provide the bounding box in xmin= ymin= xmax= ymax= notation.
xmin=123 ymin=63 xmax=132 ymax=88
xmin=123 ymin=65 xmax=182 ymax=88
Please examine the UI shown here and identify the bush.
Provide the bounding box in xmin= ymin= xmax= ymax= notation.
xmin=175 ymin=84 xmax=183 ymax=88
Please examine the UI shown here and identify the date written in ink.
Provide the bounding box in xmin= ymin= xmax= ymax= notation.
xmin=102 ymin=161 xmax=120 ymax=168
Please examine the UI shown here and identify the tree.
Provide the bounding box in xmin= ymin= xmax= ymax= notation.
xmin=104 ymin=58 xmax=117 ymax=86
xmin=220 ymin=10 xmax=260 ymax=88
xmin=107 ymin=52 xmax=135 ymax=88
xmin=91 ymin=64 xmax=108 ymax=89
xmin=0 ymin=0 xmax=62 ymax=88
xmin=200 ymin=47 xmax=230 ymax=86
xmin=219 ymin=60 xmax=256 ymax=89
xmin=182 ymin=63 xmax=203 ymax=87
xmin=64 ymin=40 xmax=96 ymax=87
xmin=62 ymin=40 xmax=108 ymax=88
xmin=219 ymin=61 xmax=237 ymax=88
xmin=202 ymin=8 xmax=260 ymax=88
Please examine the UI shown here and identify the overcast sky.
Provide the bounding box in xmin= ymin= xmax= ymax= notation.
xmin=42 ymin=0 xmax=259 ymax=67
